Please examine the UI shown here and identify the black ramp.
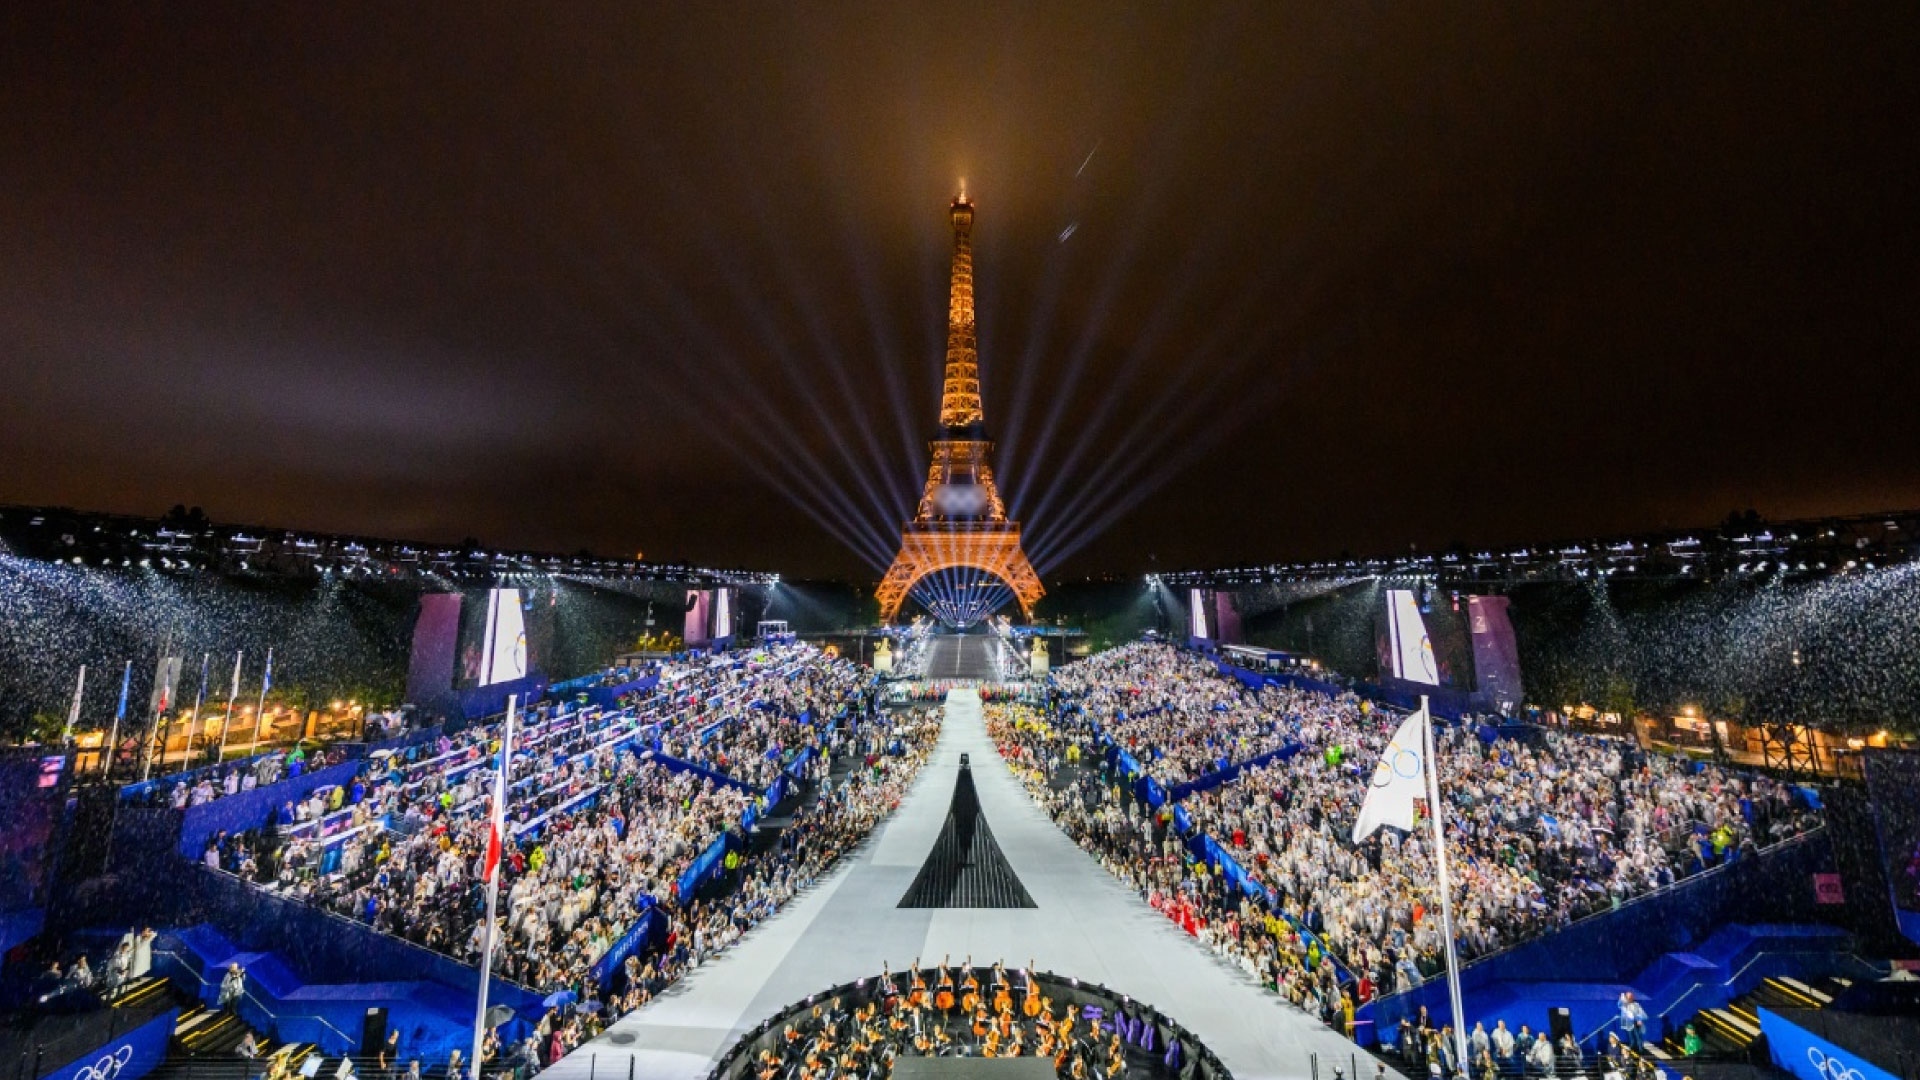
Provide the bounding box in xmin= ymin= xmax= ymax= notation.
xmin=898 ymin=755 xmax=1037 ymax=908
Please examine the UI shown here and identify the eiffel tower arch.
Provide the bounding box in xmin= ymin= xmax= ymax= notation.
xmin=878 ymin=190 xmax=1043 ymax=626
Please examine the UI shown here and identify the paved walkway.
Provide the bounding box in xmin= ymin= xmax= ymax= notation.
xmin=553 ymin=690 xmax=1373 ymax=1080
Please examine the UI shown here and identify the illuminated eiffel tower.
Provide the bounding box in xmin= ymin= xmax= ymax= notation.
xmin=876 ymin=188 xmax=1043 ymax=625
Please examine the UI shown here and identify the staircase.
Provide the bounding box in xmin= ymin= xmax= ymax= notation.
xmin=1648 ymin=976 xmax=1853 ymax=1060
xmin=106 ymin=974 xmax=174 ymax=1011
xmin=167 ymin=1002 xmax=322 ymax=1077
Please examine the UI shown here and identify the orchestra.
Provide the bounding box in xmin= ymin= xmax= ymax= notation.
xmin=731 ymin=961 xmax=1146 ymax=1080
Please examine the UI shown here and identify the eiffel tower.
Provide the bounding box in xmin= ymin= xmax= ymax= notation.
xmin=875 ymin=189 xmax=1043 ymax=625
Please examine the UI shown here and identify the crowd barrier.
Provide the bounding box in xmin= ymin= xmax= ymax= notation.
xmin=1167 ymin=741 xmax=1303 ymax=802
xmin=579 ymin=673 xmax=661 ymax=710
xmin=1357 ymin=828 xmax=1842 ymax=1044
xmin=456 ymin=674 xmax=548 ymax=722
xmin=1186 ymin=832 xmax=1358 ymax=988
xmin=175 ymin=759 xmax=365 ymax=859
xmin=35 ymin=1007 xmax=177 ymax=1080
xmin=118 ymin=748 xmax=289 ymax=805
xmin=649 ymin=752 xmax=762 ymax=796
xmin=588 ymin=901 xmax=665 ymax=989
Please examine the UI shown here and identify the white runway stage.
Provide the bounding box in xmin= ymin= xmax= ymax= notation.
xmin=552 ymin=689 xmax=1375 ymax=1080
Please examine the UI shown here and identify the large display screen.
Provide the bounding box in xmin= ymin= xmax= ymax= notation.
xmin=1384 ymin=588 xmax=1440 ymax=685
xmin=478 ymin=588 xmax=529 ymax=686
xmin=1189 ymin=588 xmax=1210 ymax=639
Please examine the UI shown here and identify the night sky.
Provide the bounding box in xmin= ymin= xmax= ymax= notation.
xmin=5 ymin=5 xmax=1918 ymax=580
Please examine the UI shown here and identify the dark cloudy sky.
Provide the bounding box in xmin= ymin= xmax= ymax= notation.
xmin=4 ymin=4 xmax=1918 ymax=580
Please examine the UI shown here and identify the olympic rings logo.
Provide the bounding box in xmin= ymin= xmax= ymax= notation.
xmin=1371 ymin=749 xmax=1424 ymax=788
xmin=1807 ymin=1047 xmax=1865 ymax=1080
xmin=73 ymin=1045 xmax=135 ymax=1080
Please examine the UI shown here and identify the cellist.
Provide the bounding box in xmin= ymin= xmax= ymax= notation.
xmin=934 ymin=954 xmax=955 ymax=1012
xmin=908 ymin=956 xmax=928 ymax=1008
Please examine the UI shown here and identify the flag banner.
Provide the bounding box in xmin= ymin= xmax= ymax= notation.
xmin=149 ymin=655 xmax=183 ymax=716
xmin=483 ymin=817 xmax=503 ymax=883
xmin=229 ymin=652 xmax=244 ymax=700
xmin=115 ymin=662 xmax=132 ymax=721
xmin=1353 ymin=705 xmax=1429 ymax=842
xmin=66 ymin=666 xmax=87 ymax=734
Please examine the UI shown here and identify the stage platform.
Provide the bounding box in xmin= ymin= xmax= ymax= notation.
xmin=893 ymin=1059 xmax=1056 ymax=1080
xmin=552 ymin=689 xmax=1380 ymax=1080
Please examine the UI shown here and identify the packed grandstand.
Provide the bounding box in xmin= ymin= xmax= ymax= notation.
xmin=8 ymin=625 xmax=1905 ymax=1080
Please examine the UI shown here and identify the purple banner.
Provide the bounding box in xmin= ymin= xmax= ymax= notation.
xmin=1213 ymin=591 xmax=1244 ymax=645
xmin=406 ymin=593 xmax=462 ymax=704
xmin=1468 ymin=595 xmax=1523 ymax=713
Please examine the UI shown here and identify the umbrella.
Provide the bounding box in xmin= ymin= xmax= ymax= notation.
xmin=542 ymin=989 xmax=577 ymax=1009
xmin=484 ymin=1005 xmax=516 ymax=1028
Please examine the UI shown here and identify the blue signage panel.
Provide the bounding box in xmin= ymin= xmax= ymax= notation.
xmin=1758 ymin=1007 xmax=1900 ymax=1080
xmin=42 ymin=1008 xmax=178 ymax=1080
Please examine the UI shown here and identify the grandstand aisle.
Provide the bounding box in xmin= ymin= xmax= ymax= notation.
xmin=557 ymin=689 xmax=1376 ymax=1080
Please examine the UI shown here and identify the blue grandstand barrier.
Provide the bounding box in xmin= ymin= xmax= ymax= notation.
xmin=1357 ymin=829 xmax=1847 ymax=1046
xmin=175 ymin=758 xmax=366 ymax=858
xmin=38 ymin=1007 xmax=177 ymax=1080
xmin=1759 ymin=1005 xmax=1903 ymax=1080
xmin=590 ymin=902 xmax=665 ymax=989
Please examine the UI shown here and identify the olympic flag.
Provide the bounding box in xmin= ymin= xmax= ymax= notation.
xmin=1352 ymin=704 xmax=1430 ymax=843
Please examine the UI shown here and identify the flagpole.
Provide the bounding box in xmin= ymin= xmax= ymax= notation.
xmin=104 ymin=660 xmax=132 ymax=780
xmin=182 ymin=652 xmax=211 ymax=772
xmin=471 ymin=694 xmax=517 ymax=1080
xmin=248 ymin=647 xmax=273 ymax=757
xmin=217 ymin=652 xmax=243 ymax=765
xmin=63 ymin=665 xmax=86 ymax=746
xmin=1420 ymin=695 xmax=1471 ymax=1073
xmin=142 ymin=653 xmax=169 ymax=782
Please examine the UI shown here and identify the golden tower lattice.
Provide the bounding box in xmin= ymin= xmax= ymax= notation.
xmin=875 ymin=191 xmax=1044 ymax=624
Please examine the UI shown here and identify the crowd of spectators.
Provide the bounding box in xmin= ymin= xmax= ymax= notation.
xmin=200 ymin=647 xmax=869 ymax=994
xmin=602 ymin=713 xmax=940 ymax=1020
xmin=1003 ymin=642 xmax=1823 ymax=1050
xmin=1050 ymin=643 xmax=1318 ymax=786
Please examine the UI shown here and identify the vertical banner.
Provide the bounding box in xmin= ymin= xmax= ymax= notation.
xmin=1213 ymin=591 xmax=1244 ymax=646
xmin=407 ymin=593 xmax=464 ymax=703
xmin=1467 ymin=595 xmax=1524 ymax=713
xmin=684 ymin=590 xmax=712 ymax=647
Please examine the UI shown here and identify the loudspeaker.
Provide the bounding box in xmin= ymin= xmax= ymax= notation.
xmin=685 ymin=591 xmax=702 ymax=612
xmin=1548 ymin=1007 xmax=1573 ymax=1043
xmin=361 ymin=1007 xmax=389 ymax=1056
